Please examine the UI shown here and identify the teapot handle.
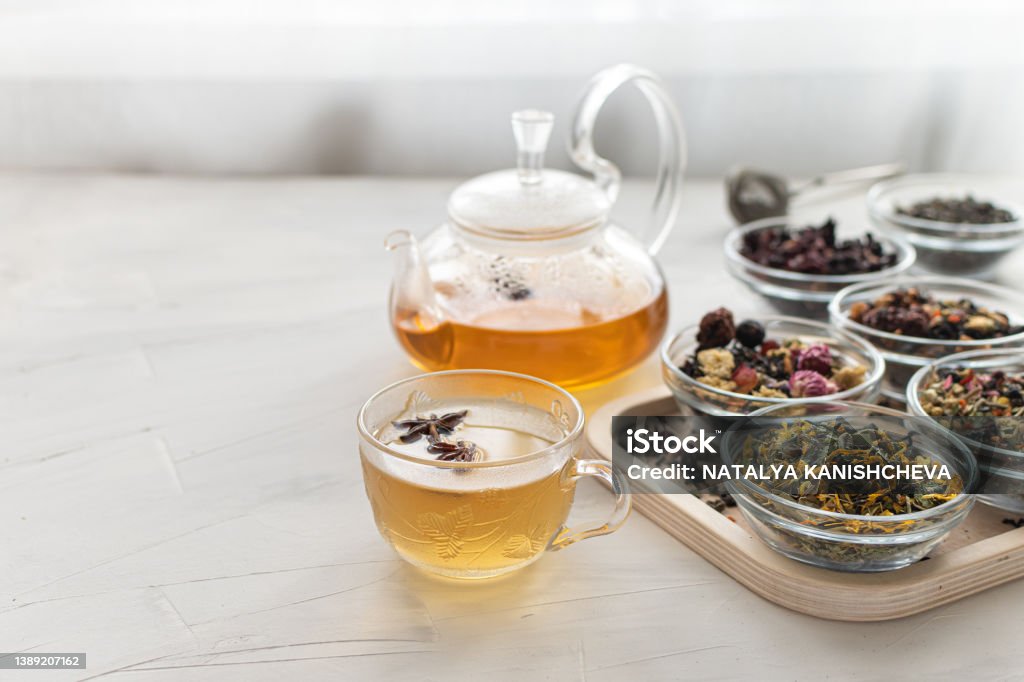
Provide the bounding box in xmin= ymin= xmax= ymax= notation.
xmin=569 ymin=64 xmax=686 ymax=256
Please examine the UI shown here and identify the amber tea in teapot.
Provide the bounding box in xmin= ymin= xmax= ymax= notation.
xmin=386 ymin=65 xmax=686 ymax=388
xmin=391 ymin=265 xmax=669 ymax=388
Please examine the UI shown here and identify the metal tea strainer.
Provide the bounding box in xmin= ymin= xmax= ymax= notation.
xmin=726 ymin=163 xmax=905 ymax=224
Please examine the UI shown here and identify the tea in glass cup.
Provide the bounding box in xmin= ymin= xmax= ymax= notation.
xmin=357 ymin=370 xmax=631 ymax=579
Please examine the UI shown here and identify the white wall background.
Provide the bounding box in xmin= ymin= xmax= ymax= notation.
xmin=1 ymin=0 xmax=1023 ymax=177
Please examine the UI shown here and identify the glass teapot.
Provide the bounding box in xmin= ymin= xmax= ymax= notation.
xmin=386 ymin=64 xmax=686 ymax=389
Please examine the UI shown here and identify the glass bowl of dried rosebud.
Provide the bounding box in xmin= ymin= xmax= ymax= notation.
xmin=724 ymin=215 xmax=915 ymax=319
xmin=661 ymin=308 xmax=884 ymax=416
xmin=830 ymin=277 xmax=1024 ymax=404
xmin=907 ymin=349 xmax=1024 ymax=514
xmin=868 ymin=174 xmax=1024 ymax=277
xmin=722 ymin=401 xmax=977 ymax=572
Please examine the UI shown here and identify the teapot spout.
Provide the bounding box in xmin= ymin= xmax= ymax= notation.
xmin=385 ymin=231 xmax=444 ymax=329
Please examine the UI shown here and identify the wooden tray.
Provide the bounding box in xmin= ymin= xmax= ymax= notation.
xmin=586 ymin=385 xmax=1024 ymax=621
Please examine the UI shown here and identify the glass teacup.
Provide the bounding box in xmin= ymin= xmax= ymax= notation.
xmin=357 ymin=370 xmax=631 ymax=579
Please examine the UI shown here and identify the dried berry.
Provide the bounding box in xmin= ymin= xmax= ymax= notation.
xmin=697 ymin=307 xmax=735 ymax=349
xmin=861 ymin=306 xmax=930 ymax=337
xmin=731 ymin=364 xmax=759 ymax=393
xmin=735 ymin=320 xmax=766 ymax=348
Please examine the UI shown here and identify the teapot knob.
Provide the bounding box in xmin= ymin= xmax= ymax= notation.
xmin=511 ymin=109 xmax=554 ymax=186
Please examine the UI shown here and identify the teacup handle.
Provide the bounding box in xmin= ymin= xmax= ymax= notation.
xmin=548 ymin=459 xmax=632 ymax=551
xmin=569 ymin=63 xmax=687 ymax=256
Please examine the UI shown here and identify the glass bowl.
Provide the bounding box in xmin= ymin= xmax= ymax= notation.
xmin=867 ymin=173 xmax=1024 ymax=277
xmin=724 ymin=216 xmax=915 ymax=319
xmin=661 ymin=316 xmax=884 ymax=416
xmin=907 ymin=349 xmax=1024 ymax=514
xmin=722 ymin=401 xmax=977 ymax=572
xmin=829 ymin=276 xmax=1024 ymax=404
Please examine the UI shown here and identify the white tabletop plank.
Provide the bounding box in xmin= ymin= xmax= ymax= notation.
xmin=2 ymin=172 xmax=1023 ymax=680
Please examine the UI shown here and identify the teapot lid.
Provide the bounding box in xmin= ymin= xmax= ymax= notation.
xmin=447 ymin=110 xmax=611 ymax=240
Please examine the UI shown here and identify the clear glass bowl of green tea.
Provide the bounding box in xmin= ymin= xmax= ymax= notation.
xmin=722 ymin=401 xmax=977 ymax=572
xmin=908 ymin=349 xmax=1024 ymax=514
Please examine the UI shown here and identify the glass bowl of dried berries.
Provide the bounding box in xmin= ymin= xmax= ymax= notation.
xmin=830 ymin=277 xmax=1024 ymax=404
xmin=908 ymin=349 xmax=1024 ymax=514
xmin=721 ymin=401 xmax=977 ymax=572
xmin=724 ymin=216 xmax=915 ymax=318
xmin=868 ymin=174 xmax=1024 ymax=277
xmin=661 ymin=308 xmax=884 ymax=416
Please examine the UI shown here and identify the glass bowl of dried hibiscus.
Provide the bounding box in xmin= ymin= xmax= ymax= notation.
xmin=724 ymin=215 xmax=915 ymax=319
xmin=908 ymin=349 xmax=1024 ymax=514
xmin=661 ymin=308 xmax=884 ymax=416
xmin=830 ymin=277 xmax=1024 ymax=404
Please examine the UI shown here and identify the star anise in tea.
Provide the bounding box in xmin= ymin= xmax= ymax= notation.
xmin=392 ymin=410 xmax=468 ymax=443
xmin=427 ymin=436 xmax=478 ymax=463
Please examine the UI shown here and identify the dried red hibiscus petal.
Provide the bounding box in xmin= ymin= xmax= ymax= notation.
xmin=739 ymin=217 xmax=898 ymax=275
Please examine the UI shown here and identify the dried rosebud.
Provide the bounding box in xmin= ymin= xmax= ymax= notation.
xmin=760 ymin=339 xmax=780 ymax=353
xmin=789 ymin=370 xmax=838 ymax=397
xmin=797 ymin=343 xmax=833 ymax=375
xmin=697 ymin=307 xmax=735 ymax=349
xmin=731 ymin=364 xmax=759 ymax=394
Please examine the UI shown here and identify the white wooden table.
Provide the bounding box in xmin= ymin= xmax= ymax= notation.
xmin=3 ymin=173 xmax=1023 ymax=681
